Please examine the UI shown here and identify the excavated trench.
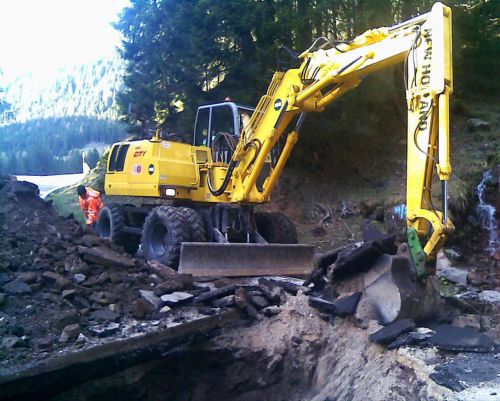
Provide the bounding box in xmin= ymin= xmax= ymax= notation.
xmin=1 ymin=178 xmax=498 ymax=401
xmin=49 ymin=295 xmax=461 ymax=401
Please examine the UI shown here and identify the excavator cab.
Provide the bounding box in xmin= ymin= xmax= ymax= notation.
xmin=193 ymin=102 xmax=254 ymax=163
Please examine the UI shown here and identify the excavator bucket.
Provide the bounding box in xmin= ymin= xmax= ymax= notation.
xmin=178 ymin=243 xmax=315 ymax=277
xmin=356 ymin=243 xmax=443 ymax=324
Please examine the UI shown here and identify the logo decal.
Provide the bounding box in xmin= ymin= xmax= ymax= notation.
xmin=132 ymin=164 xmax=142 ymax=174
xmin=148 ymin=164 xmax=155 ymax=175
xmin=274 ymin=99 xmax=282 ymax=111
xmin=133 ymin=150 xmax=146 ymax=157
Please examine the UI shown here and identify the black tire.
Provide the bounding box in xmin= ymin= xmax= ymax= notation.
xmin=97 ymin=204 xmax=139 ymax=254
xmin=141 ymin=206 xmax=189 ymax=268
xmin=255 ymin=212 xmax=298 ymax=244
xmin=177 ymin=207 xmax=207 ymax=242
xmin=97 ymin=204 xmax=125 ymax=242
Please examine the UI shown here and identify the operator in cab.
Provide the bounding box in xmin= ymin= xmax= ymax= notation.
xmin=77 ymin=185 xmax=104 ymax=229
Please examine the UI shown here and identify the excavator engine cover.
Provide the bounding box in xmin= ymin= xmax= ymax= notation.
xmin=178 ymin=243 xmax=315 ymax=277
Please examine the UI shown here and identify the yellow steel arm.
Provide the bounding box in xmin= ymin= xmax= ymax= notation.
xmin=222 ymin=2 xmax=453 ymax=261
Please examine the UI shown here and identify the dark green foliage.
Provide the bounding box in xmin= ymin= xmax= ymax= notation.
xmin=0 ymin=117 xmax=126 ymax=175
xmin=451 ymin=0 xmax=500 ymax=94
xmin=86 ymin=148 xmax=101 ymax=169
xmin=116 ymin=0 xmax=496 ymax=150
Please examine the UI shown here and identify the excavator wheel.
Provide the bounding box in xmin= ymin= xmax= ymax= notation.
xmin=141 ymin=206 xmax=190 ymax=268
xmin=97 ymin=204 xmax=140 ymax=254
xmin=177 ymin=207 xmax=207 ymax=242
xmin=255 ymin=212 xmax=298 ymax=244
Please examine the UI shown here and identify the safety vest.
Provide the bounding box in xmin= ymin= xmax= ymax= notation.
xmin=79 ymin=187 xmax=104 ymax=225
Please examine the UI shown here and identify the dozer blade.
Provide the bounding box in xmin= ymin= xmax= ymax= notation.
xmin=178 ymin=243 xmax=315 ymax=277
xmin=357 ymin=243 xmax=443 ymax=324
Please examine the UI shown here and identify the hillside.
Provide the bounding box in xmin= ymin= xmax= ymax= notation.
xmin=1 ymin=55 xmax=124 ymax=122
xmin=0 ymin=56 xmax=127 ymax=175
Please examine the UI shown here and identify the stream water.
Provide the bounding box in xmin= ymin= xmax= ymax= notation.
xmin=476 ymin=169 xmax=499 ymax=253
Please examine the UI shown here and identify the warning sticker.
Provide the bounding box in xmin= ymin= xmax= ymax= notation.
xmin=132 ymin=164 xmax=142 ymax=174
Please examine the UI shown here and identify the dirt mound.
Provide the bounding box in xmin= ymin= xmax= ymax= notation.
xmin=0 ymin=177 xmax=146 ymax=368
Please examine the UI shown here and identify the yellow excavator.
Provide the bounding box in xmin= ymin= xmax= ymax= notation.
xmin=99 ymin=3 xmax=453 ymax=320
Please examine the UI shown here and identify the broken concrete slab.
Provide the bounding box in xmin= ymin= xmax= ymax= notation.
xmin=437 ymin=266 xmax=468 ymax=285
xmin=154 ymin=274 xmax=193 ymax=295
xmin=1 ymin=336 xmax=20 ymax=349
xmin=308 ymin=297 xmax=337 ymax=314
xmin=431 ymin=325 xmax=497 ymax=353
xmin=160 ymin=292 xmax=194 ymax=306
xmin=77 ymin=246 xmax=135 ymax=269
xmin=139 ymin=290 xmax=161 ymax=309
xmin=147 ymin=260 xmax=177 ymax=279
xmin=478 ymin=290 xmax=500 ymax=304
xmin=259 ymin=277 xmax=301 ymax=296
xmin=59 ymin=324 xmax=81 ymax=343
xmin=332 ymin=292 xmax=362 ymax=316
xmin=328 ymin=237 xmax=397 ymax=280
xmin=193 ymin=285 xmax=237 ymax=304
xmin=451 ymin=314 xmax=482 ymax=331
xmin=211 ymin=295 xmax=235 ymax=309
xmin=0 ymin=310 xmax=242 ymax=399
xmin=88 ymin=322 xmax=120 ymax=338
xmin=250 ymin=295 xmax=270 ymax=310
xmin=309 ymin=292 xmax=362 ymax=317
xmin=430 ymin=353 xmax=500 ymax=392
xmin=386 ymin=330 xmax=433 ymax=350
xmin=369 ymin=319 xmax=416 ymax=345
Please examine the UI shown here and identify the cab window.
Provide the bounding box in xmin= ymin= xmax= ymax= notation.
xmin=210 ymin=105 xmax=235 ymax=139
xmin=194 ymin=107 xmax=210 ymax=146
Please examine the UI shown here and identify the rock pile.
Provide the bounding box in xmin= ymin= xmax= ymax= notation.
xmin=0 ymin=177 xmax=298 ymax=372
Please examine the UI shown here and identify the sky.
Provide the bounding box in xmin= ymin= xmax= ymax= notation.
xmin=0 ymin=0 xmax=129 ymax=80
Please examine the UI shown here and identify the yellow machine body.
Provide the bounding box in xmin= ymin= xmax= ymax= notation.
xmin=105 ymin=2 xmax=454 ymax=264
xmin=105 ymin=139 xmax=232 ymax=203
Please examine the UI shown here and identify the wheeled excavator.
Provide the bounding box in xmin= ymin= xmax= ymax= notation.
xmin=98 ymin=3 xmax=454 ymax=322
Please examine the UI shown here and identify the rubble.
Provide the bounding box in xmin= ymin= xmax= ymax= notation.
xmin=431 ymin=325 xmax=497 ymax=353
xmin=160 ymin=291 xmax=194 ymax=306
xmin=479 ymin=290 xmax=500 ymax=304
xmin=437 ymin=266 xmax=469 ymax=285
xmin=59 ymin=324 xmax=81 ymax=343
xmin=77 ymin=245 xmax=136 ymax=269
xmin=0 ymin=177 xmax=499 ymax=400
xmin=369 ymin=319 xmax=416 ymax=345
xmin=3 ymin=281 xmax=32 ymax=295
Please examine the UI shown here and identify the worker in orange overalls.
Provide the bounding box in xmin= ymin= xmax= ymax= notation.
xmin=77 ymin=185 xmax=104 ymax=229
